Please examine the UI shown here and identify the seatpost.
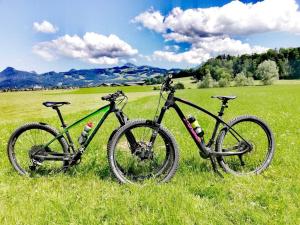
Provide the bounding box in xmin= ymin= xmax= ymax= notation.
xmin=218 ymin=100 xmax=228 ymax=117
xmin=53 ymin=106 xmax=67 ymax=128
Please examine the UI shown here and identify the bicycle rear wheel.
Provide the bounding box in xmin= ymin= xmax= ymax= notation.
xmin=216 ymin=115 xmax=275 ymax=175
xmin=107 ymin=120 xmax=179 ymax=183
xmin=7 ymin=123 xmax=69 ymax=176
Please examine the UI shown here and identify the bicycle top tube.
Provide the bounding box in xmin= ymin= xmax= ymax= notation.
xmin=65 ymin=104 xmax=110 ymax=131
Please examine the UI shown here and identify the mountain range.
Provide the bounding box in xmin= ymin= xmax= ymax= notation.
xmin=0 ymin=63 xmax=180 ymax=89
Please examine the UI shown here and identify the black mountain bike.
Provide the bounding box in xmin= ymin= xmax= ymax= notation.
xmin=108 ymin=75 xmax=275 ymax=182
xmin=7 ymin=90 xmax=178 ymax=182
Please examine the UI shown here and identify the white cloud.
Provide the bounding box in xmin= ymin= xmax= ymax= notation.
xmin=33 ymin=21 xmax=58 ymax=33
xmin=134 ymin=0 xmax=300 ymax=38
xmin=133 ymin=0 xmax=300 ymax=65
xmin=153 ymin=36 xmax=268 ymax=65
xmin=132 ymin=8 xmax=165 ymax=33
xmin=33 ymin=32 xmax=138 ymax=65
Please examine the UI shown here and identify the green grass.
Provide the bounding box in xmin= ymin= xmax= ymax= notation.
xmin=173 ymin=76 xmax=198 ymax=88
xmin=0 ymin=82 xmax=300 ymax=224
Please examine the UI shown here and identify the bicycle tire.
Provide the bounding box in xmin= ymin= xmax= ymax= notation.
xmin=7 ymin=122 xmax=69 ymax=176
xmin=216 ymin=115 xmax=275 ymax=175
xmin=107 ymin=119 xmax=179 ymax=184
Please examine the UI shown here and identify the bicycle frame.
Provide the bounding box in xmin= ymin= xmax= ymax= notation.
xmin=155 ymin=90 xmax=251 ymax=157
xmin=40 ymin=101 xmax=128 ymax=161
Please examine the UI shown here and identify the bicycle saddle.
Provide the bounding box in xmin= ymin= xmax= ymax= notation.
xmin=42 ymin=101 xmax=70 ymax=108
xmin=211 ymin=95 xmax=237 ymax=101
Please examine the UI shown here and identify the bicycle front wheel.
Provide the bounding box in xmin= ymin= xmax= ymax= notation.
xmin=107 ymin=120 xmax=179 ymax=184
xmin=216 ymin=115 xmax=275 ymax=175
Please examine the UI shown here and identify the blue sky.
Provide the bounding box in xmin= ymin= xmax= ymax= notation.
xmin=0 ymin=0 xmax=300 ymax=73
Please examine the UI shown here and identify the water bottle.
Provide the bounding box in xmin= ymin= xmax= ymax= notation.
xmin=187 ymin=115 xmax=205 ymax=143
xmin=78 ymin=122 xmax=93 ymax=144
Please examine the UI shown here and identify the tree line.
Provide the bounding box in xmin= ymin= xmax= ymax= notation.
xmin=178 ymin=47 xmax=300 ymax=82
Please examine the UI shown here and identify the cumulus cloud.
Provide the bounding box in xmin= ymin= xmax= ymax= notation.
xmin=134 ymin=0 xmax=300 ymax=38
xmin=153 ymin=37 xmax=267 ymax=64
xmin=33 ymin=20 xmax=58 ymax=33
xmin=132 ymin=8 xmax=165 ymax=33
xmin=33 ymin=32 xmax=138 ymax=65
xmin=134 ymin=0 xmax=300 ymax=65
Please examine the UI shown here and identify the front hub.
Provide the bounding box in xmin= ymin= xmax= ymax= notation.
xmin=133 ymin=141 xmax=153 ymax=161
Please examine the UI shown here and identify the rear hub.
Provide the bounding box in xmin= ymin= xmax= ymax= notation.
xmin=29 ymin=145 xmax=49 ymax=165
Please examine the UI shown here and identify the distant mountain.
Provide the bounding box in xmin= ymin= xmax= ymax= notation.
xmin=0 ymin=64 xmax=181 ymax=89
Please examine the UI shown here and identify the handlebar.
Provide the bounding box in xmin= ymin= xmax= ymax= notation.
xmin=101 ymin=90 xmax=126 ymax=101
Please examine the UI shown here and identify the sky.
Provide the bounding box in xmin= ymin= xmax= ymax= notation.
xmin=0 ymin=0 xmax=300 ymax=73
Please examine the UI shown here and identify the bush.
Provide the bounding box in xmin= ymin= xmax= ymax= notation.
xmin=174 ymin=82 xmax=185 ymax=90
xmin=234 ymin=72 xmax=254 ymax=86
xmin=198 ymin=74 xmax=218 ymax=88
xmin=256 ymin=60 xmax=279 ymax=85
xmin=218 ymin=78 xmax=230 ymax=87
xmin=153 ymin=86 xmax=160 ymax=90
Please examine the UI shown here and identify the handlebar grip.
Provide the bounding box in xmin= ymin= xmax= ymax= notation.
xmin=101 ymin=94 xmax=112 ymax=101
xmin=101 ymin=90 xmax=125 ymax=101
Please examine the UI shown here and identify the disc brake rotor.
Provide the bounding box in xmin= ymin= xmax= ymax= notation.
xmin=133 ymin=141 xmax=153 ymax=161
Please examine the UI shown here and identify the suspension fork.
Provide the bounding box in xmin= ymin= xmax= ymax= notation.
xmin=148 ymin=102 xmax=168 ymax=148
xmin=148 ymin=90 xmax=176 ymax=148
xmin=114 ymin=109 xmax=138 ymax=151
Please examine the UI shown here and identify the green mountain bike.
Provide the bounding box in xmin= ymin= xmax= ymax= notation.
xmin=7 ymin=90 xmax=179 ymax=182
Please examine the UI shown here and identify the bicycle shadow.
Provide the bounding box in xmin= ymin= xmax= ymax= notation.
xmin=21 ymin=156 xmax=219 ymax=180
xmin=63 ymin=158 xmax=113 ymax=180
xmin=65 ymin=156 xmax=218 ymax=179
xmin=180 ymin=157 xmax=215 ymax=173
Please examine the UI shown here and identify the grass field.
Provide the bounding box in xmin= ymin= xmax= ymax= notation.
xmin=0 ymin=80 xmax=300 ymax=224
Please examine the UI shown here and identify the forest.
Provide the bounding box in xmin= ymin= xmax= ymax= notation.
xmin=178 ymin=47 xmax=300 ymax=81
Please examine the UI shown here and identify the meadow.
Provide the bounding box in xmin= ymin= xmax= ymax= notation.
xmin=0 ymin=79 xmax=299 ymax=224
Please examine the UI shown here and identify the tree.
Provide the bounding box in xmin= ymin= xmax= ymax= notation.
xmin=234 ymin=72 xmax=254 ymax=86
xmin=198 ymin=73 xmax=217 ymax=88
xmin=277 ymin=59 xmax=291 ymax=79
xmin=174 ymin=82 xmax=185 ymax=90
xmin=256 ymin=60 xmax=279 ymax=85
xmin=182 ymin=47 xmax=300 ymax=81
